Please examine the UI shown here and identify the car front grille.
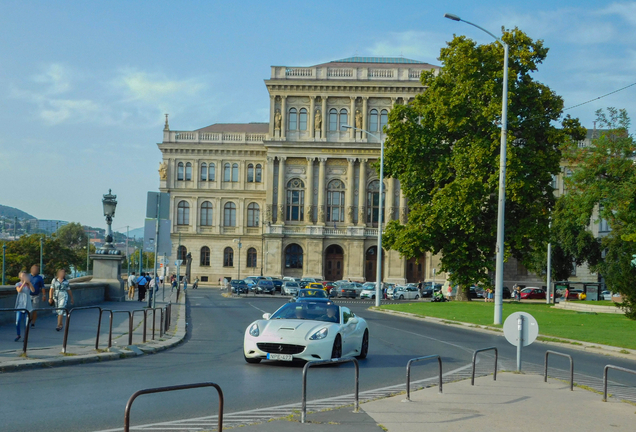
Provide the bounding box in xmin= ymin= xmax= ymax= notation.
xmin=257 ymin=343 xmax=305 ymax=355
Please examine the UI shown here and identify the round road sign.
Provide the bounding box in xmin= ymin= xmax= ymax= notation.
xmin=503 ymin=312 xmax=539 ymax=347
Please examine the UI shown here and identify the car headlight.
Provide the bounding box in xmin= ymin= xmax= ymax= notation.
xmin=309 ymin=327 xmax=328 ymax=340
xmin=249 ymin=323 xmax=259 ymax=337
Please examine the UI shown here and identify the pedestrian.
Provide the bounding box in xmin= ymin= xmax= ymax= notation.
xmin=564 ymin=287 xmax=569 ymax=302
xmin=14 ymin=271 xmax=34 ymax=341
xmin=136 ymin=272 xmax=147 ymax=301
xmin=218 ymin=277 xmax=221 ymax=286
xmin=149 ymin=274 xmax=156 ymax=302
xmin=486 ymin=288 xmax=493 ymax=303
xmin=445 ymin=282 xmax=453 ymax=300
xmin=193 ymin=277 xmax=199 ymax=290
xmin=49 ymin=268 xmax=74 ymax=332
xmin=171 ymin=275 xmax=177 ymax=291
xmin=183 ymin=276 xmax=188 ymax=291
xmin=127 ymin=271 xmax=136 ymax=300
xmin=29 ymin=264 xmax=46 ymax=327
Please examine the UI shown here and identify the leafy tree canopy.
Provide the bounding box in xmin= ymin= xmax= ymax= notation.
xmin=56 ymin=222 xmax=88 ymax=250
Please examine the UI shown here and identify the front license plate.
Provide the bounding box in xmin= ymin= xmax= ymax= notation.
xmin=267 ymin=353 xmax=293 ymax=361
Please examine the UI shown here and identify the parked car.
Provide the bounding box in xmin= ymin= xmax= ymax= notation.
xmin=299 ymin=278 xmax=317 ymax=289
xmin=337 ymin=283 xmax=358 ymax=298
xmin=321 ymin=281 xmax=336 ymax=293
xmin=230 ymin=279 xmax=249 ymax=294
xmin=520 ymin=287 xmax=546 ymax=300
xmin=272 ymin=279 xmax=283 ymax=292
xmin=295 ymin=288 xmax=331 ymax=303
xmin=385 ymin=284 xmax=398 ymax=299
xmin=391 ymin=286 xmax=420 ymax=300
xmin=282 ymin=281 xmax=300 ymax=296
xmin=255 ymin=280 xmax=275 ymax=295
xmin=244 ymin=276 xmax=261 ymax=289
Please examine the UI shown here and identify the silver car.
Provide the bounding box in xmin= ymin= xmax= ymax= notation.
xmin=391 ymin=286 xmax=420 ymax=300
xmin=282 ymin=281 xmax=300 ymax=296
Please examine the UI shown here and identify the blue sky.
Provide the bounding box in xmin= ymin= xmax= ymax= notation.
xmin=1 ymin=0 xmax=634 ymax=232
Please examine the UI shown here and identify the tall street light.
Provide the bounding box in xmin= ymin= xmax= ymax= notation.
xmin=343 ymin=124 xmax=385 ymax=308
xmin=444 ymin=13 xmax=509 ymax=325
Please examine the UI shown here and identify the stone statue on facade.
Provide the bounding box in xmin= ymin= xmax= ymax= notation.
xmin=347 ymin=206 xmax=354 ymax=223
xmin=274 ymin=109 xmax=282 ymax=130
xmin=400 ymin=207 xmax=408 ymax=224
xmin=278 ymin=204 xmax=285 ymax=221
xmin=158 ymin=162 xmax=168 ymax=180
xmin=358 ymin=206 xmax=366 ymax=225
xmin=265 ymin=205 xmax=272 ymax=223
xmin=318 ymin=205 xmax=325 ymax=223
xmin=314 ymin=109 xmax=322 ymax=130
xmin=355 ymin=109 xmax=362 ymax=129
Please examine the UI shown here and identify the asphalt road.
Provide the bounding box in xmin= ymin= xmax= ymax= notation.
xmin=1 ymin=289 xmax=635 ymax=432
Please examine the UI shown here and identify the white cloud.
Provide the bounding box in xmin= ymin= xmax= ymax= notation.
xmin=39 ymin=98 xmax=101 ymax=125
xmin=32 ymin=63 xmax=73 ymax=95
xmin=366 ymin=30 xmax=448 ymax=63
xmin=114 ymin=69 xmax=207 ymax=104
xmin=601 ymin=2 xmax=636 ymax=26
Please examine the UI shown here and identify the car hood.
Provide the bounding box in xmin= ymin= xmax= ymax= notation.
xmin=259 ymin=319 xmax=332 ymax=339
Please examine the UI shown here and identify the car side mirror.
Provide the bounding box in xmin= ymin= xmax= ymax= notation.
xmin=348 ymin=317 xmax=358 ymax=325
xmin=262 ymin=313 xmax=271 ymax=320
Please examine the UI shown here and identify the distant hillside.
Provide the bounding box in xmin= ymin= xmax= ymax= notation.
xmin=116 ymin=226 xmax=145 ymax=240
xmin=0 ymin=204 xmax=35 ymax=220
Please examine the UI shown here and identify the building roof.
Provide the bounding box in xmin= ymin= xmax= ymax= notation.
xmin=330 ymin=56 xmax=426 ymax=64
xmin=196 ymin=123 xmax=269 ymax=133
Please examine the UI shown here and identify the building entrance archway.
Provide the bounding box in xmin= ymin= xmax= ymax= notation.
xmin=406 ymin=255 xmax=426 ymax=283
xmin=365 ymin=246 xmax=384 ymax=282
xmin=283 ymin=243 xmax=303 ymax=278
xmin=324 ymin=245 xmax=344 ymax=281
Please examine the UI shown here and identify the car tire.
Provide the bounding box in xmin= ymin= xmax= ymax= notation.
xmin=415 ymin=295 xmax=419 ymax=299
xmin=399 ymin=295 xmax=404 ymax=300
xmin=357 ymin=330 xmax=369 ymax=359
xmin=331 ymin=335 xmax=342 ymax=360
xmin=371 ymin=295 xmax=375 ymax=300
xmin=244 ymin=354 xmax=261 ymax=364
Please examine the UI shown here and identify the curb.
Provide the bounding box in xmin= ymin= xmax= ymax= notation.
xmin=369 ymin=307 xmax=635 ymax=360
xmin=0 ymin=293 xmax=187 ymax=373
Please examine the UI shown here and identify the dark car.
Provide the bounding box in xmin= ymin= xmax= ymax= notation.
xmin=230 ymin=279 xmax=248 ymax=294
xmin=338 ymin=283 xmax=359 ymax=298
xmin=271 ymin=279 xmax=283 ymax=292
xmin=293 ymin=288 xmax=331 ymax=303
xmin=255 ymin=280 xmax=275 ymax=295
xmin=469 ymin=287 xmax=480 ymax=299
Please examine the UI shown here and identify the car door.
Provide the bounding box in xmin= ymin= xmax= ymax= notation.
xmin=340 ymin=307 xmax=359 ymax=356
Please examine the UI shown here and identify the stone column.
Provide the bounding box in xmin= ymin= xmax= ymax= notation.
xmin=345 ymin=158 xmax=356 ymax=225
xmin=358 ymin=158 xmax=367 ymax=226
xmin=269 ymin=95 xmax=275 ymax=137
xmin=349 ymin=97 xmax=356 ymax=139
xmin=317 ymin=157 xmax=327 ymax=224
xmin=277 ymin=156 xmax=286 ymax=225
xmin=399 ymin=188 xmax=408 ymax=224
xmin=281 ymin=96 xmax=287 ymax=140
xmin=306 ymin=157 xmax=315 ymax=223
xmin=391 ymin=97 xmax=398 ymax=108
xmin=215 ymin=197 xmax=222 ymax=231
xmin=309 ymin=96 xmax=316 ymax=139
xmin=386 ymin=177 xmax=396 ymax=222
xmin=321 ymin=96 xmax=327 ymax=139
xmin=362 ymin=97 xmax=368 ymax=140
xmin=265 ymin=156 xmax=275 ymax=224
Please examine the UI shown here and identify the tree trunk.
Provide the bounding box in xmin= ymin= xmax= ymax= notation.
xmin=455 ymin=285 xmax=472 ymax=301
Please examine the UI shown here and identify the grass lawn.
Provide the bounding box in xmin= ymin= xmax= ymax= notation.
xmin=379 ymin=301 xmax=636 ymax=350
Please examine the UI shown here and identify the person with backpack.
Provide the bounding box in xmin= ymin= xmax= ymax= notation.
xmin=136 ymin=272 xmax=148 ymax=302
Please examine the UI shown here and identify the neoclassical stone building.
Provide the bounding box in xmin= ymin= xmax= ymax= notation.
xmin=157 ymin=56 xmax=448 ymax=284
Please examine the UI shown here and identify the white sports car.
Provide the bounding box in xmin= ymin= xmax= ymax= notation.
xmin=243 ymin=301 xmax=369 ymax=363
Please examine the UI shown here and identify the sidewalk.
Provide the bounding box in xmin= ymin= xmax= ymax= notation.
xmin=0 ymin=289 xmax=186 ymax=372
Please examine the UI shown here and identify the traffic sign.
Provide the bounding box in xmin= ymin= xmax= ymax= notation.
xmin=503 ymin=312 xmax=539 ymax=347
xmin=175 ymin=259 xmax=183 ymax=267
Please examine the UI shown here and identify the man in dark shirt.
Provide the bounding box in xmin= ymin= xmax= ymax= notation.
xmin=29 ymin=264 xmax=46 ymax=327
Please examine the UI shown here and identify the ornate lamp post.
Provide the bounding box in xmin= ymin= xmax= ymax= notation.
xmin=98 ymin=189 xmax=121 ymax=255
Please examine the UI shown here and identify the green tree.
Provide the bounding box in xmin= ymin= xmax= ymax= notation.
xmin=382 ymin=28 xmax=585 ymax=300
xmin=56 ymin=222 xmax=88 ymax=250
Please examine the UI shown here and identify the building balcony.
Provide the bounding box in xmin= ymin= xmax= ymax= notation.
xmin=265 ymin=224 xmax=379 ymax=238
xmin=163 ymin=131 xmax=267 ymax=145
xmin=270 ymin=66 xmax=428 ymax=82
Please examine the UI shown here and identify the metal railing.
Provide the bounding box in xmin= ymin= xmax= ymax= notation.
xmin=124 ymin=382 xmax=224 ymax=432
xmin=544 ymin=350 xmax=574 ymax=391
xmin=0 ymin=308 xmax=32 ymax=354
xmin=603 ymin=365 xmax=636 ymax=402
xmin=62 ymin=306 xmax=103 ymax=353
xmin=471 ymin=347 xmax=498 ymax=385
xmin=406 ymin=355 xmax=443 ymax=400
xmin=301 ymin=357 xmax=359 ymax=423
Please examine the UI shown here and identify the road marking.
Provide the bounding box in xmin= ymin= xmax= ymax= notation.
xmin=248 ymin=303 xmax=269 ymax=314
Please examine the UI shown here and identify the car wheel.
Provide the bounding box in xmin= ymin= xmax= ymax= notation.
xmin=415 ymin=295 xmax=419 ymax=299
xmin=244 ymin=354 xmax=261 ymax=364
xmin=399 ymin=295 xmax=404 ymax=300
xmin=371 ymin=295 xmax=375 ymax=300
xmin=331 ymin=335 xmax=342 ymax=360
xmin=357 ymin=330 xmax=369 ymax=359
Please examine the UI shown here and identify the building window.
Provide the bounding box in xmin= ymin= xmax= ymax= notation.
xmin=232 ymin=163 xmax=239 ymax=182
xmin=177 ymin=162 xmax=184 ymax=181
xmin=200 ymin=201 xmax=213 ymax=226
xmin=224 ymin=163 xmax=231 ymax=182
xmin=247 ymin=248 xmax=257 ymax=268
xmin=551 ymin=174 xmax=558 ymax=190
xmin=177 ymin=201 xmax=190 ymax=225
xmin=247 ymin=164 xmax=254 ymax=182
xmin=380 ymin=109 xmax=388 ymax=131
xmin=339 ymin=109 xmax=348 ymax=130
xmin=255 ymin=164 xmax=262 ymax=183
xmin=285 ymin=244 xmax=303 ymax=269
xmin=369 ymin=109 xmax=378 ymax=132
xmin=327 ymin=179 xmax=345 ymax=223
xmin=177 ymin=245 xmax=187 ymax=262
xmin=247 ymin=202 xmax=260 ymax=227
xmin=366 ymin=180 xmax=384 ymax=226
xmin=286 ymin=178 xmax=305 ymax=221
xmin=223 ymin=247 xmax=234 ymax=267
xmin=200 ymin=246 xmax=210 ymax=266
xmin=329 ymin=109 xmax=338 ymax=131
xmin=599 ymin=205 xmax=611 ymax=233
xmin=185 ymin=163 xmax=192 ymax=181
xmin=209 ymin=163 xmax=215 ymax=181
xmin=299 ymin=108 xmax=307 ymax=131
xmin=563 ymin=168 xmax=573 ymax=193
xmin=289 ymin=108 xmax=297 ymax=130
xmin=224 ymin=202 xmax=236 ymax=226
xmin=200 ymin=163 xmax=207 ymax=181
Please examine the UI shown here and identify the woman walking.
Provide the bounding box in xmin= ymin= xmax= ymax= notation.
xmin=49 ymin=268 xmax=74 ymax=331
xmin=14 ymin=271 xmax=34 ymax=341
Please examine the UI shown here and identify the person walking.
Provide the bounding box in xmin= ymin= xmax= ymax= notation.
xmin=127 ymin=271 xmax=136 ymax=300
xmin=14 ymin=271 xmax=34 ymax=341
xmin=136 ymin=272 xmax=147 ymax=302
xmin=193 ymin=277 xmax=199 ymax=290
xmin=49 ymin=269 xmax=74 ymax=332
xmin=183 ymin=276 xmax=188 ymax=292
xmin=29 ymin=264 xmax=46 ymax=327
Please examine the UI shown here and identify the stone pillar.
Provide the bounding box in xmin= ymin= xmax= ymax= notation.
xmin=269 ymin=95 xmax=275 ymax=138
xmin=358 ymin=158 xmax=367 ymax=226
xmin=321 ymin=96 xmax=327 ymax=139
xmin=362 ymin=97 xmax=368 ymax=140
xmin=277 ymin=156 xmax=286 ymax=225
xmin=349 ymin=97 xmax=356 ymax=139
xmin=309 ymin=96 xmax=316 ymax=139
xmin=90 ymin=254 xmax=125 ymax=302
xmin=265 ymin=156 xmax=275 ymax=223
xmin=345 ymin=158 xmax=356 ymax=225
xmin=386 ymin=177 xmax=396 ymax=222
xmin=306 ymin=157 xmax=315 ymax=223
xmin=281 ymin=96 xmax=287 ymax=140
xmin=399 ymin=188 xmax=408 ymax=224
xmin=317 ymin=157 xmax=327 ymax=224
xmin=391 ymin=97 xmax=398 ymax=108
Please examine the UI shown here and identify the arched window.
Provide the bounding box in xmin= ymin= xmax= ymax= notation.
xmin=185 ymin=163 xmax=192 ymax=181
xmin=200 ymin=163 xmax=207 ymax=181
xmin=288 ymin=108 xmax=297 ymax=130
xmin=200 ymin=201 xmax=213 ymax=226
xmin=247 ymin=163 xmax=254 ymax=182
xmin=232 ymin=163 xmax=239 ymax=182
xmin=327 ymin=179 xmax=345 ymax=223
xmin=369 ymin=109 xmax=378 ymax=132
xmin=286 ymin=178 xmax=305 ymax=221
xmin=177 ymin=162 xmax=184 ymax=181
xmin=177 ymin=201 xmax=190 ymax=225
xmin=208 ymin=163 xmax=216 ymax=181
xmin=247 ymin=202 xmax=260 ymax=227
xmin=380 ymin=109 xmax=388 ymax=131
xmin=285 ymin=244 xmax=303 ymax=269
xmin=224 ymin=163 xmax=231 ymax=182
xmin=200 ymin=246 xmax=210 ymax=266
xmin=339 ymin=109 xmax=348 ymax=131
xmin=366 ymin=180 xmax=384 ymax=226
xmin=329 ymin=109 xmax=338 ymax=131
xmin=224 ymin=202 xmax=236 ymax=227
xmin=255 ymin=164 xmax=262 ymax=183
xmin=299 ymin=108 xmax=307 ymax=131
xmin=223 ymin=247 xmax=234 ymax=267
xmin=177 ymin=245 xmax=187 ymax=263
xmin=246 ymin=248 xmax=257 ymax=268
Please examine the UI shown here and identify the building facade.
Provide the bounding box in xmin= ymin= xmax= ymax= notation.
xmin=158 ymin=56 xmax=447 ymax=284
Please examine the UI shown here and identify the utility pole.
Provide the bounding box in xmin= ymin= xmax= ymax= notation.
xmin=126 ymin=226 xmax=130 ymax=276
xmin=40 ymin=236 xmax=43 ymax=276
xmin=14 ymin=216 xmax=17 ymax=239
xmin=2 ymin=243 xmax=6 ymax=285
xmin=86 ymin=233 xmax=90 ymax=274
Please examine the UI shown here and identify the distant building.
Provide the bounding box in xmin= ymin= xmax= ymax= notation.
xmin=38 ymin=219 xmax=68 ymax=235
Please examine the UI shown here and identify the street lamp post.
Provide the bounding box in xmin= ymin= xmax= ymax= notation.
xmin=2 ymin=243 xmax=6 ymax=285
xmin=444 ymin=13 xmax=509 ymax=325
xmin=40 ymin=236 xmax=43 ymax=276
xmin=343 ymin=124 xmax=385 ymax=307
xmin=98 ymin=189 xmax=120 ymax=254
xmin=234 ymin=238 xmax=243 ymax=280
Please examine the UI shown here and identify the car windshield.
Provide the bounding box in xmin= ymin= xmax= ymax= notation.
xmin=286 ymin=282 xmax=299 ymax=287
xmin=270 ymin=302 xmax=340 ymax=323
xmin=299 ymin=289 xmax=327 ymax=298
xmin=521 ymin=288 xmax=532 ymax=293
